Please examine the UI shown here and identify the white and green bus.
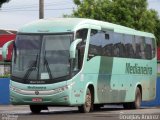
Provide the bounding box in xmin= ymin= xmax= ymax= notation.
xmin=3 ymin=18 xmax=157 ymax=113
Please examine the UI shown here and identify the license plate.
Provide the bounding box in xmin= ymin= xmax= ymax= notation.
xmin=32 ymin=98 xmax=42 ymax=102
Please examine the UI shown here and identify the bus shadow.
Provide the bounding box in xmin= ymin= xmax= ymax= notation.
xmin=14 ymin=106 xmax=152 ymax=116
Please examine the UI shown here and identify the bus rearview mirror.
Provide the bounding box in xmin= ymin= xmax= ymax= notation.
xmin=2 ymin=40 xmax=14 ymax=61
xmin=70 ymin=39 xmax=82 ymax=59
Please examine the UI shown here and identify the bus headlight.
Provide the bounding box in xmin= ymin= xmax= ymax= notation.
xmin=10 ymin=85 xmax=22 ymax=93
xmin=52 ymin=82 xmax=75 ymax=94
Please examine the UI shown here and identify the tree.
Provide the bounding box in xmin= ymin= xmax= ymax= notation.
xmin=72 ymin=0 xmax=160 ymax=44
xmin=155 ymin=19 xmax=160 ymax=45
xmin=0 ymin=0 xmax=10 ymax=8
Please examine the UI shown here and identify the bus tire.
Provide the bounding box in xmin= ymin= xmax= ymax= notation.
xmin=30 ymin=105 xmax=42 ymax=114
xmin=123 ymin=103 xmax=131 ymax=109
xmin=131 ymin=87 xmax=142 ymax=109
xmin=123 ymin=87 xmax=142 ymax=109
xmin=78 ymin=87 xmax=93 ymax=113
xmin=94 ymin=104 xmax=103 ymax=111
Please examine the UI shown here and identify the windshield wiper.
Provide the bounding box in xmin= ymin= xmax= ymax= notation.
xmin=23 ymin=54 xmax=38 ymax=82
xmin=44 ymin=52 xmax=53 ymax=80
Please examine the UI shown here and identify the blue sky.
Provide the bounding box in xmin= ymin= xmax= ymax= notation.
xmin=0 ymin=0 xmax=159 ymax=30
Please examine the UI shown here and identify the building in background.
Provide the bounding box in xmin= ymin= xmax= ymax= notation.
xmin=0 ymin=29 xmax=16 ymax=77
xmin=0 ymin=29 xmax=16 ymax=61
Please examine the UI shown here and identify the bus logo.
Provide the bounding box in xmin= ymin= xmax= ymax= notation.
xmin=35 ymin=91 xmax=39 ymax=95
xmin=125 ymin=63 xmax=152 ymax=75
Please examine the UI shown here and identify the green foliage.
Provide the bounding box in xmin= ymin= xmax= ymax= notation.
xmin=74 ymin=0 xmax=81 ymax=5
xmin=72 ymin=0 xmax=160 ymax=44
xmin=0 ymin=74 xmax=10 ymax=78
xmin=155 ymin=19 xmax=160 ymax=45
xmin=0 ymin=62 xmax=11 ymax=78
xmin=0 ymin=0 xmax=10 ymax=7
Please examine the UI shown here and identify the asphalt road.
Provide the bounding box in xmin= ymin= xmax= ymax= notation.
xmin=0 ymin=105 xmax=160 ymax=120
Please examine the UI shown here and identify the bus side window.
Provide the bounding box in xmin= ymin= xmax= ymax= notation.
xmin=135 ymin=36 xmax=146 ymax=59
xmin=124 ymin=35 xmax=135 ymax=58
xmin=152 ymin=38 xmax=156 ymax=58
xmin=145 ymin=37 xmax=152 ymax=60
xmin=113 ymin=33 xmax=124 ymax=57
xmin=145 ymin=37 xmax=156 ymax=59
xmin=140 ymin=37 xmax=146 ymax=59
xmin=75 ymin=29 xmax=88 ymax=70
xmin=102 ymin=31 xmax=113 ymax=57
xmin=145 ymin=44 xmax=152 ymax=59
xmin=88 ymin=30 xmax=102 ymax=60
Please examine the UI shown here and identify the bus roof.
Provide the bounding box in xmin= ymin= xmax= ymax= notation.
xmin=19 ymin=18 xmax=155 ymax=38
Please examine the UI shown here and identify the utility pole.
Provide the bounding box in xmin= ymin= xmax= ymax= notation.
xmin=39 ymin=0 xmax=44 ymax=19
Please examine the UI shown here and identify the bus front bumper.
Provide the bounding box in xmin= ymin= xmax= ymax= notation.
xmin=10 ymin=86 xmax=71 ymax=106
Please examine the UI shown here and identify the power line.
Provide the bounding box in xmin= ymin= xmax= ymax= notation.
xmin=1 ymin=0 xmax=74 ymax=10
xmin=0 ymin=7 xmax=75 ymax=12
xmin=1 ymin=3 xmax=74 ymax=11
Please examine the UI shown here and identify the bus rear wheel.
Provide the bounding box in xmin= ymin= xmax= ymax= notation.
xmin=123 ymin=87 xmax=142 ymax=109
xmin=123 ymin=103 xmax=131 ymax=109
xmin=131 ymin=87 xmax=142 ymax=109
xmin=78 ymin=88 xmax=93 ymax=113
xmin=30 ymin=105 xmax=42 ymax=114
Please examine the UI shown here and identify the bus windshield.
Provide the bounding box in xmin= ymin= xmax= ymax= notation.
xmin=12 ymin=33 xmax=73 ymax=84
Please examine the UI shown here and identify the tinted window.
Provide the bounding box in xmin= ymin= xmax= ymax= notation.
xmin=113 ymin=33 xmax=125 ymax=57
xmin=88 ymin=30 xmax=102 ymax=59
xmin=124 ymin=35 xmax=135 ymax=58
xmin=88 ymin=29 xmax=156 ymax=60
xmin=145 ymin=37 xmax=156 ymax=59
xmin=135 ymin=36 xmax=145 ymax=59
xmin=76 ymin=29 xmax=88 ymax=42
xmin=102 ymin=31 xmax=114 ymax=57
xmin=75 ymin=29 xmax=88 ymax=69
xmin=145 ymin=37 xmax=152 ymax=59
xmin=151 ymin=38 xmax=156 ymax=58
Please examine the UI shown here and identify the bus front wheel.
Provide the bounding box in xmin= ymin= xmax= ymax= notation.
xmin=78 ymin=88 xmax=93 ymax=113
xmin=94 ymin=104 xmax=103 ymax=111
xmin=30 ymin=105 xmax=42 ymax=114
